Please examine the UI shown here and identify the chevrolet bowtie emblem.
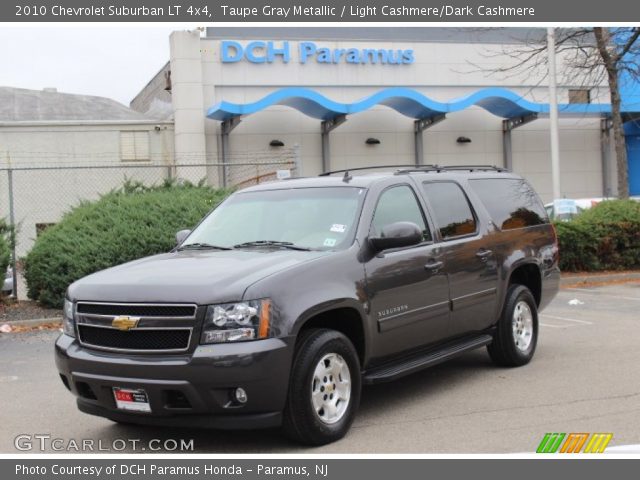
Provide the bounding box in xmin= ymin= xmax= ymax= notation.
xmin=111 ymin=316 xmax=140 ymax=331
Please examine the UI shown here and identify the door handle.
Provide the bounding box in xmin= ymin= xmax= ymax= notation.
xmin=424 ymin=260 xmax=443 ymax=272
xmin=475 ymin=249 xmax=493 ymax=261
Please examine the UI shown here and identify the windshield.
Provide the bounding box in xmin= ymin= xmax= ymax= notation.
xmin=182 ymin=187 xmax=366 ymax=251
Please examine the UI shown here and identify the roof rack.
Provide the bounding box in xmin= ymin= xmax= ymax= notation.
xmin=318 ymin=164 xmax=508 ymax=181
xmin=318 ymin=165 xmax=430 ymax=177
xmin=395 ymin=165 xmax=508 ymax=174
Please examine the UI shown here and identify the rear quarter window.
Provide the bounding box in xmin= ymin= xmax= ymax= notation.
xmin=469 ymin=178 xmax=548 ymax=230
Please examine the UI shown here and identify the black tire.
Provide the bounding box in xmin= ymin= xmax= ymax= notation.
xmin=283 ymin=329 xmax=361 ymax=446
xmin=487 ymin=284 xmax=538 ymax=367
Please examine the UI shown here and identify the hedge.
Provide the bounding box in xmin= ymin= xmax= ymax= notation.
xmin=24 ymin=181 xmax=231 ymax=308
xmin=555 ymin=200 xmax=640 ymax=272
xmin=0 ymin=219 xmax=11 ymax=280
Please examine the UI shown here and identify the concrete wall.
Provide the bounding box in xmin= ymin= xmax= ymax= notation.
xmin=0 ymin=122 xmax=175 ymax=255
xmin=130 ymin=62 xmax=173 ymax=120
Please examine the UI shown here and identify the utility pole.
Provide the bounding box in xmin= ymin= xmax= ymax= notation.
xmin=547 ymin=27 xmax=562 ymax=199
xmin=6 ymin=152 xmax=18 ymax=299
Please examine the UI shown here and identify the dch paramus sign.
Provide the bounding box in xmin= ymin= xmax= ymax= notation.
xmin=220 ymin=41 xmax=415 ymax=65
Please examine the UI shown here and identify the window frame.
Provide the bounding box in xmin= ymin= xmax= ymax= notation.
xmin=368 ymin=183 xmax=434 ymax=249
xmin=421 ymin=180 xmax=480 ymax=242
xmin=120 ymin=130 xmax=151 ymax=163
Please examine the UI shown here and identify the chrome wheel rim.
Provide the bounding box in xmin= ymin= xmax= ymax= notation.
xmin=311 ymin=353 xmax=351 ymax=425
xmin=512 ymin=300 xmax=534 ymax=352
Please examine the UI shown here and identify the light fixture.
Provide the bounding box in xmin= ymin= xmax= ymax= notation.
xmin=456 ymin=136 xmax=472 ymax=144
xmin=164 ymin=70 xmax=172 ymax=92
xmin=365 ymin=137 xmax=381 ymax=145
xmin=270 ymin=139 xmax=285 ymax=147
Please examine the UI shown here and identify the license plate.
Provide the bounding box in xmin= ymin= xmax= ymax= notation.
xmin=113 ymin=387 xmax=151 ymax=412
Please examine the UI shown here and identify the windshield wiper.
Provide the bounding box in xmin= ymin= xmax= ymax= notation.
xmin=233 ymin=240 xmax=312 ymax=251
xmin=177 ymin=242 xmax=232 ymax=251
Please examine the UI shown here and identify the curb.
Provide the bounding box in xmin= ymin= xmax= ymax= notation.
xmin=560 ymin=271 xmax=640 ymax=287
xmin=3 ymin=317 xmax=62 ymax=328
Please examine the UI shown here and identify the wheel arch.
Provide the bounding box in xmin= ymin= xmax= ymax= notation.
xmin=506 ymin=261 xmax=542 ymax=307
xmin=293 ymin=300 xmax=370 ymax=366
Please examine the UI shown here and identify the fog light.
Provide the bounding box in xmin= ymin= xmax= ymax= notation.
xmin=234 ymin=387 xmax=248 ymax=404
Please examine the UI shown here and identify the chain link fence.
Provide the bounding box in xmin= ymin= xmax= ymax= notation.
xmin=0 ymin=147 xmax=299 ymax=299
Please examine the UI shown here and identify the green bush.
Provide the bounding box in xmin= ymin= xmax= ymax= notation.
xmin=24 ymin=181 xmax=231 ymax=307
xmin=577 ymin=198 xmax=640 ymax=223
xmin=0 ymin=219 xmax=11 ymax=278
xmin=556 ymin=200 xmax=640 ymax=272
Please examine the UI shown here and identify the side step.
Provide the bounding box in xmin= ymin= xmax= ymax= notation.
xmin=362 ymin=334 xmax=493 ymax=385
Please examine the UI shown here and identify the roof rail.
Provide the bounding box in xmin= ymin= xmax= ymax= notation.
xmin=318 ymin=165 xmax=433 ymax=177
xmin=318 ymin=164 xmax=509 ymax=178
xmin=395 ymin=164 xmax=508 ymax=174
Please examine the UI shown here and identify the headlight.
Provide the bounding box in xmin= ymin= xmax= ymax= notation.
xmin=62 ymin=298 xmax=75 ymax=338
xmin=201 ymin=299 xmax=271 ymax=344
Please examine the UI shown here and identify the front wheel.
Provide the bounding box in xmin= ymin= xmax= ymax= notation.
xmin=283 ymin=329 xmax=361 ymax=445
xmin=487 ymin=284 xmax=539 ymax=367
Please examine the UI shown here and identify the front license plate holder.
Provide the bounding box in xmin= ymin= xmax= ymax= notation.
xmin=113 ymin=387 xmax=151 ymax=413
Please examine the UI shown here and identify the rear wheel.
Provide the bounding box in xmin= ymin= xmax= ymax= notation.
xmin=283 ymin=329 xmax=361 ymax=445
xmin=487 ymin=284 xmax=538 ymax=367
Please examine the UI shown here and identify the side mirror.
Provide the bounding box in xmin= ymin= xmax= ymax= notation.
xmin=368 ymin=221 xmax=423 ymax=253
xmin=175 ymin=229 xmax=191 ymax=246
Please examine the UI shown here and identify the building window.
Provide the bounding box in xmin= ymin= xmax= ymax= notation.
xmin=120 ymin=131 xmax=150 ymax=161
xmin=568 ymin=89 xmax=591 ymax=104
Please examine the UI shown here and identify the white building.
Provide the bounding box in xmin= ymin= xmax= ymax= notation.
xmin=132 ymin=27 xmax=618 ymax=202
xmin=0 ymin=86 xmax=174 ymax=255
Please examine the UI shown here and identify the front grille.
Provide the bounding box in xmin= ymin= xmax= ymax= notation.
xmin=77 ymin=303 xmax=196 ymax=318
xmin=78 ymin=325 xmax=191 ymax=351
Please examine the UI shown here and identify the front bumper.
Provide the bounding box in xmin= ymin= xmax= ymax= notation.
xmin=55 ymin=333 xmax=295 ymax=429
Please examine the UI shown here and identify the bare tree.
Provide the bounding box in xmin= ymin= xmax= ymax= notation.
xmin=473 ymin=27 xmax=640 ymax=199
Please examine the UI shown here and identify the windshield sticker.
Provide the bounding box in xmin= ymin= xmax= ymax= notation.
xmin=323 ymin=238 xmax=337 ymax=247
xmin=330 ymin=224 xmax=346 ymax=233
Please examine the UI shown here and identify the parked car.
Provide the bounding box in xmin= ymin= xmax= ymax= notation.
xmin=2 ymin=267 xmax=12 ymax=296
xmin=545 ymin=196 xmax=640 ymax=221
xmin=55 ymin=165 xmax=559 ymax=445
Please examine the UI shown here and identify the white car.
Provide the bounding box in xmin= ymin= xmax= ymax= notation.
xmin=2 ymin=267 xmax=12 ymax=295
xmin=545 ymin=196 xmax=640 ymax=221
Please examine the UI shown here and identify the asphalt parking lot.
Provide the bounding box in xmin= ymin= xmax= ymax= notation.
xmin=1 ymin=283 xmax=640 ymax=454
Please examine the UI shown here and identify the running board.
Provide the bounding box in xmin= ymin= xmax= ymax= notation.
xmin=362 ymin=334 xmax=493 ymax=385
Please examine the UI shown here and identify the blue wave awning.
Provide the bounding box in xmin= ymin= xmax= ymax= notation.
xmin=206 ymin=87 xmax=620 ymax=122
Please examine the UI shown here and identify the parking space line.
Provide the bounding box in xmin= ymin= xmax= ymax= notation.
xmin=566 ymin=288 xmax=640 ymax=301
xmin=541 ymin=314 xmax=593 ymax=325
xmin=539 ymin=322 xmax=567 ymax=328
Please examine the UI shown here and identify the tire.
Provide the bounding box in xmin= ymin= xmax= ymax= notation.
xmin=283 ymin=329 xmax=361 ymax=446
xmin=487 ymin=284 xmax=538 ymax=367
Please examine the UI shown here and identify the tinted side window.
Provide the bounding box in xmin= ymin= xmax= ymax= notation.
xmin=371 ymin=185 xmax=431 ymax=241
xmin=469 ymin=178 xmax=547 ymax=230
xmin=422 ymin=182 xmax=477 ymax=239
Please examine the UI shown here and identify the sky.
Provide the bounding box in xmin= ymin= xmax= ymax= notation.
xmin=0 ymin=26 xmax=179 ymax=106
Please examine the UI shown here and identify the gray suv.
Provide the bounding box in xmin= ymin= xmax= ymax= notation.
xmin=55 ymin=165 xmax=559 ymax=445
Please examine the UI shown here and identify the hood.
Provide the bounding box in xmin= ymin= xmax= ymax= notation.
xmin=67 ymin=249 xmax=329 ymax=305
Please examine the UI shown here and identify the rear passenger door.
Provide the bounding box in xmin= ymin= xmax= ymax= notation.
xmin=421 ymin=181 xmax=499 ymax=337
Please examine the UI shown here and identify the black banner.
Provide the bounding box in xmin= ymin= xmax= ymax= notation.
xmin=3 ymin=0 xmax=640 ymax=22
xmin=4 ymin=459 xmax=640 ymax=480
